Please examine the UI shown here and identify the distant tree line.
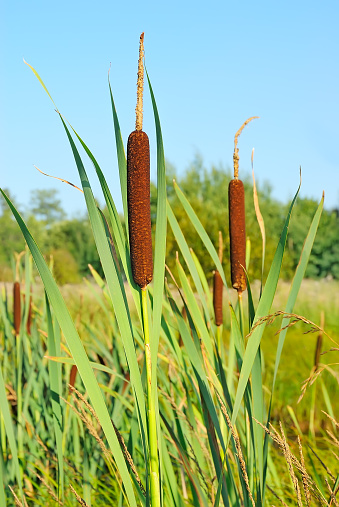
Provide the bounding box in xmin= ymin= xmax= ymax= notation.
xmin=1 ymin=159 xmax=338 ymax=284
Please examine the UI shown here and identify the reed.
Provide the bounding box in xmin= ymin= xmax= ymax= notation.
xmin=127 ymin=32 xmax=160 ymax=507
xmin=213 ymin=231 xmax=223 ymax=327
xmin=229 ymin=116 xmax=258 ymax=294
xmin=13 ymin=281 xmax=21 ymax=335
xmin=127 ymin=32 xmax=153 ymax=290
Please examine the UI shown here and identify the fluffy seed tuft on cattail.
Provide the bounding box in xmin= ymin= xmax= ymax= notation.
xmin=13 ymin=281 xmax=21 ymax=335
xmin=229 ymin=116 xmax=258 ymax=293
xmin=127 ymin=33 xmax=153 ymax=289
xmin=213 ymin=231 xmax=224 ymax=326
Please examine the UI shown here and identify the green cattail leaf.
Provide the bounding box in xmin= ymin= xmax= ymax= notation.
xmin=166 ymin=278 xmax=225 ymax=450
xmin=167 ymin=202 xmax=213 ymax=327
xmin=173 ymin=180 xmax=230 ymax=296
xmin=0 ymin=189 xmax=139 ymax=507
xmin=45 ymin=294 xmax=64 ymax=501
xmin=251 ymin=350 xmax=264 ymax=501
xmin=0 ymin=453 xmax=6 ymax=506
xmin=175 ymin=256 xmax=214 ymax=362
xmin=271 ymin=193 xmax=324 ymax=389
xmin=24 ymin=59 xmax=57 ymax=108
xmin=161 ymin=413 xmax=209 ymax=507
xmin=0 ymin=363 xmax=25 ymax=502
xmin=190 ymin=249 xmax=214 ymax=317
xmin=161 ymin=437 xmax=184 ymax=507
xmin=231 ymin=177 xmax=301 ymax=427
xmin=320 ymin=379 xmax=335 ymax=427
xmin=146 ymin=71 xmax=167 ymax=375
xmin=64 ymin=121 xmax=142 ymax=322
xmin=57 ymin=117 xmax=148 ymax=450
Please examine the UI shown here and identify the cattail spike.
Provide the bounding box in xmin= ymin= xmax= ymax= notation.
xmin=229 ymin=179 xmax=246 ymax=293
xmin=213 ymin=231 xmax=224 ymax=326
xmin=229 ymin=117 xmax=258 ymax=293
xmin=13 ymin=282 xmax=21 ymax=335
xmin=69 ymin=364 xmax=78 ymax=392
xmin=314 ymin=311 xmax=324 ymax=370
xmin=213 ymin=271 xmax=223 ymax=326
xmin=127 ymin=131 xmax=153 ymax=288
xmin=26 ymin=295 xmax=32 ymax=335
xmin=127 ymin=33 xmax=153 ymax=289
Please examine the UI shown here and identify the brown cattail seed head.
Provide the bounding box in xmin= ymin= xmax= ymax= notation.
xmin=127 ymin=130 xmax=153 ymax=288
xmin=314 ymin=311 xmax=324 ymax=371
xmin=13 ymin=282 xmax=21 ymax=335
xmin=69 ymin=364 xmax=78 ymax=392
xmin=213 ymin=270 xmax=223 ymax=326
xmin=229 ymin=179 xmax=246 ymax=293
xmin=26 ymin=295 xmax=32 ymax=335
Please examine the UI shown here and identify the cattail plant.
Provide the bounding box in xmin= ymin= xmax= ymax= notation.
xmin=127 ymin=32 xmax=153 ymax=290
xmin=229 ymin=116 xmax=258 ymax=295
xmin=127 ymin=33 xmax=160 ymax=507
xmin=314 ymin=310 xmax=324 ymax=371
xmin=13 ymin=282 xmax=21 ymax=335
xmin=213 ymin=231 xmax=224 ymax=327
xmin=26 ymin=296 xmax=32 ymax=336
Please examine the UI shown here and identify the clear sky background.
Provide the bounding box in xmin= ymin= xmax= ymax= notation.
xmin=1 ymin=1 xmax=338 ymax=218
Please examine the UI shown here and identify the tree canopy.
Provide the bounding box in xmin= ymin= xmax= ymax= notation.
xmin=1 ymin=162 xmax=338 ymax=284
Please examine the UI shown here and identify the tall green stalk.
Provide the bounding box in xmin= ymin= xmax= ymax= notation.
xmin=142 ymin=288 xmax=160 ymax=507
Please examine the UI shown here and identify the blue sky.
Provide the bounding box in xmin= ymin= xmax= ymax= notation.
xmin=1 ymin=0 xmax=338 ymax=217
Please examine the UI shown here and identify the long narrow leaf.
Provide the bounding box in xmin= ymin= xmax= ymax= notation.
xmin=45 ymin=294 xmax=64 ymax=501
xmin=0 ymin=362 xmax=25 ymax=503
xmin=231 ymin=176 xmax=301 ymax=426
xmin=0 ymin=189 xmax=138 ymax=507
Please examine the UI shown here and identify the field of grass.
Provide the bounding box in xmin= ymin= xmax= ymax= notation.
xmin=1 ymin=41 xmax=338 ymax=506
xmin=1 ymin=275 xmax=337 ymax=505
xmin=59 ymin=277 xmax=339 ymax=430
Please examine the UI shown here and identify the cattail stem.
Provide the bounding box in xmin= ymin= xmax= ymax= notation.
xmin=238 ymin=292 xmax=245 ymax=338
xmin=136 ymin=32 xmax=145 ymax=131
xmin=142 ymin=288 xmax=160 ymax=507
xmin=216 ymin=325 xmax=222 ymax=353
xmin=233 ymin=116 xmax=259 ymax=179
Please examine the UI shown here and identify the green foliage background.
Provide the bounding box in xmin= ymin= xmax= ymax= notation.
xmin=1 ymin=158 xmax=338 ymax=284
